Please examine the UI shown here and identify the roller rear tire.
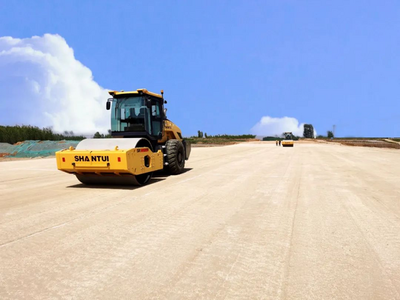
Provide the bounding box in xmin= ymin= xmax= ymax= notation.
xmin=166 ymin=139 xmax=185 ymax=174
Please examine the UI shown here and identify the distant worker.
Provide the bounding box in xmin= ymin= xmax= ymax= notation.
xmin=276 ymin=140 xmax=278 ymax=146
xmin=279 ymin=140 xmax=281 ymax=146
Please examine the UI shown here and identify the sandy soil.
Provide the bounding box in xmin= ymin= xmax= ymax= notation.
xmin=1 ymin=142 xmax=400 ymax=299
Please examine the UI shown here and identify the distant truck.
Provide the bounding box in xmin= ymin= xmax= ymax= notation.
xmin=282 ymin=132 xmax=294 ymax=147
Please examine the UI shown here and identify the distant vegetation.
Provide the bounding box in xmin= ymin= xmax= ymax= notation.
xmin=0 ymin=125 xmax=86 ymax=144
xmin=262 ymin=136 xmax=282 ymax=141
xmin=262 ymin=135 xmax=300 ymax=141
xmin=91 ymin=130 xmax=256 ymax=144
xmin=187 ymin=133 xmax=256 ymax=144
xmin=316 ymin=130 xmax=335 ymax=139
xmin=93 ymin=130 xmax=112 ymax=138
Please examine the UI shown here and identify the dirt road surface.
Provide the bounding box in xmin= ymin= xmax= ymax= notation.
xmin=1 ymin=142 xmax=400 ymax=299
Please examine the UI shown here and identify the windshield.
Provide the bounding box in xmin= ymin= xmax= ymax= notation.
xmin=111 ymin=96 xmax=162 ymax=136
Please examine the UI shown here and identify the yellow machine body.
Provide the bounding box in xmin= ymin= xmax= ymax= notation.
xmin=282 ymin=140 xmax=294 ymax=147
xmin=56 ymin=146 xmax=163 ymax=176
xmin=160 ymin=119 xmax=182 ymax=142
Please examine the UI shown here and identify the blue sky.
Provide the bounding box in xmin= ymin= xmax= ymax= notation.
xmin=0 ymin=1 xmax=399 ymax=137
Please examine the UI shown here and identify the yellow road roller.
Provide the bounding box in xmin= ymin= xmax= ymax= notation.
xmin=281 ymin=132 xmax=294 ymax=147
xmin=56 ymin=89 xmax=191 ymax=185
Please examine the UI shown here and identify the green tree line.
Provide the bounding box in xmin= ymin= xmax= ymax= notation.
xmin=0 ymin=125 xmax=86 ymax=144
xmin=194 ymin=132 xmax=256 ymax=139
xmin=93 ymin=130 xmax=112 ymax=138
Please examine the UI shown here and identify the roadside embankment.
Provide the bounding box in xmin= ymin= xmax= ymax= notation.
xmin=0 ymin=140 xmax=80 ymax=158
xmin=315 ymin=138 xmax=400 ymax=149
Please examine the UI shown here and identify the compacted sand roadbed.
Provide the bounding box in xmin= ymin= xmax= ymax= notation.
xmin=1 ymin=142 xmax=400 ymax=299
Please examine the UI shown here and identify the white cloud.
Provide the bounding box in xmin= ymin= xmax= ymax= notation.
xmin=250 ymin=116 xmax=316 ymax=137
xmin=0 ymin=34 xmax=109 ymax=134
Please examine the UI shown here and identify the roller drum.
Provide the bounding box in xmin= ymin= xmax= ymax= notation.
xmin=74 ymin=138 xmax=153 ymax=186
xmin=75 ymin=138 xmax=152 ymax=151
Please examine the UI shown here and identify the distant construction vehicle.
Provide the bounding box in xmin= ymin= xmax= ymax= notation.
xmin=56 ymin=89 xmax=191 ymax=185
xmin=303 ymin=124 xmax=314 ymax=138
xmin=281 ymin=132 xmax=294 ymax=147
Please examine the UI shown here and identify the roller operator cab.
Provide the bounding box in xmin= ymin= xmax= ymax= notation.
xmin=56 ymin=89 xmax=191 ymax=186
xmin=108 ymin=89 xmax=166 ymax=147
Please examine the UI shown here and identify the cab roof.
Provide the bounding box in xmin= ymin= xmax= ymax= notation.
xmin=108 ymin=89 xmax=163 ymax=99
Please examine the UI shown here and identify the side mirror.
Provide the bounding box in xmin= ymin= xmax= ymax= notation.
xmin=106 ymin=98 xmax=113 ymax=110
